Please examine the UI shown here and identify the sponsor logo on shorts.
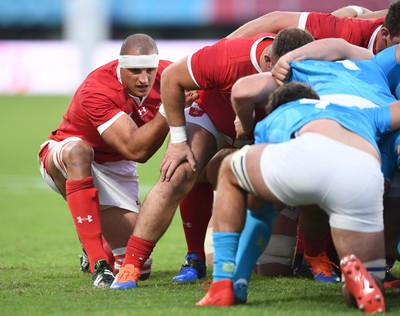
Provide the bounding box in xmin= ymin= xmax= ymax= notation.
xmin=189 ymin=106 xmax=205 ymax=117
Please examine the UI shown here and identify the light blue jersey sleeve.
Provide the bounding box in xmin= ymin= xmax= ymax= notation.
xmin=379 ymin=129 xmax=400 ymax=180
xmin=372 ymin=45 xmax=400 ymax=100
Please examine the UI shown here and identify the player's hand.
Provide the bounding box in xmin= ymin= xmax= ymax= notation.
xmin=160 ymin=142 xmax=196 ymax=182
xmin=272 ymin=53 xmax=293 ymax=86
xmin=184 ymin=90 xmax=199 ymax=107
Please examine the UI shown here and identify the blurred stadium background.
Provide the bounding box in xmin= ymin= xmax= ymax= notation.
xmin=0 ymin=0 xmax=388 ymax=95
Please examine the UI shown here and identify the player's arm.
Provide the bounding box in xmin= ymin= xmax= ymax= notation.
xmin=161 ymin=56 xmax=200 ymax=128
xmin=159 ymin=56 xmax=201 ymax=180
xmin=101 ymin=111 xmax=169 ymax=163
xmin=288 ymin=38 xmax=374 ymax=61
xmin=225 ymin=5 xmax=382 ymax=39
xmin=272 ymin=38 xmax=374 ymax=85
xmin=331 ymin=5 xmax=372 ymax=18
xmin=231 ymin=72 xmax=278 ymax=137
xmin=387 ymin=45 xmax=400 ymax=130
xmin=357 ymin=9 xmax=387 ymax=19
xmin=390 ymin=100 xmax=400 ymax=131
xmin=226 ymin=11 xmax=301 ymax=39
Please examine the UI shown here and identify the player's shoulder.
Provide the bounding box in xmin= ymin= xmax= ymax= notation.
xmin=78 ymin=61 xmax=122 ymax=101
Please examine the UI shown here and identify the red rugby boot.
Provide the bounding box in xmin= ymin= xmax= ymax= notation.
xmin=196 ymin=279 xmax=235 ymax=306
xmin=340 ymin=254 xmax=385 ymax=314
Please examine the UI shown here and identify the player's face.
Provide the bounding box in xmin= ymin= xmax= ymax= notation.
xmin=121 ymin=67 xmax=158 ymax=98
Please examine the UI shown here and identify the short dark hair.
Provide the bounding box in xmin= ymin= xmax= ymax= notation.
xmin=120 ymin=33 xmax=158 ymax=55
xmin=266 ymin=82 xmax=319 ymax=114
xmin=269 ymin=28 xmax=314 ymax=59
xmin=383 ymin=2 xmax=400 ymax=38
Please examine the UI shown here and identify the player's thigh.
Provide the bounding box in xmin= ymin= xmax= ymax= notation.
xmin=206 ymin=147 xmax=238 ymax=188
xmin=187 ymin=122 xmax=218 ymax=172
xmin=242 ymin=144 xmax=281 ymax=204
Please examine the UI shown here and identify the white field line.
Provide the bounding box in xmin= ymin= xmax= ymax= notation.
xmin=0 ymin=175 xmax=154 ymax=196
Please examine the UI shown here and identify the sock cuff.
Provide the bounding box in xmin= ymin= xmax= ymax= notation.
xmin=128 ymin=235 xmax=156 ymax=249
xmin=66 ymin=176 xmax=94 ymax=194
xmin=249 ymin=203 xmax=276 ymax=226
xmin=213 ymin=231 xmax=240 ymax=241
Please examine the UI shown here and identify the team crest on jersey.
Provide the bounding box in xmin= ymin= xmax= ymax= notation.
xmin=189 ymin=106 xmax=204 ymax=117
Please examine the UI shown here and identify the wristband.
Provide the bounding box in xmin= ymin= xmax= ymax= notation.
xmin=158 ymin=103 xmax=167 ymax=118
xmin=347 ymin=5 xmax=363 ymax=17
xmin=170 ymin=126 xmax=187 ymax=143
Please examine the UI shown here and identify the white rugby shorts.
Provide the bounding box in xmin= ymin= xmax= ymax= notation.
xmin=185 ymin=102 xmax=252 ymax=149
xmin=38 ymin=138 xmax=140 ymax=213
xmin=260 ymin=133 xmax=384 ymax=233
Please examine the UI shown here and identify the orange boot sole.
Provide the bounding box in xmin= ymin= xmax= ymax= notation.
xmin=340 ymin=254 xmax=385 ymax=314
xmin=196 ymin=279 xmax=234 ymax=306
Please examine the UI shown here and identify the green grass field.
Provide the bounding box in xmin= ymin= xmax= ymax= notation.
xmin=1 ymin=95 xmax=399 ymax=315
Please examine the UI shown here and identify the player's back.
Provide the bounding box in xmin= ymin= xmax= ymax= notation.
xmin=290 ymin=59 xmax=397 ymax=108
xmin=255 ymin=99 xmax=391 ymax=153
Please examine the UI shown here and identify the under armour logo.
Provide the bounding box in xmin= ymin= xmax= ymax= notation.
xmin=77 ymin=215 xmax=93 ymax=223
xmin=131 ymin=254 xmax=145 ymax=261
xmin=138 ymin=107 xmax=148 ymax=117
xmin=182 ymin=221 xmax=192 ymax=228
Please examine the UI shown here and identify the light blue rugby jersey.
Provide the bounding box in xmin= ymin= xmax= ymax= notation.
xmin=254 ymin=98 xmax=391 ymax=154
xmin=266 ymin=46 xmax=400 ymax=176
xmin=371 ymin=45 xmax=400 ymax=178
xmin=379 ymin=130 xmax=400 ymax=179
xmin=289 ymin=56 xmax=399 ymax=108
xmin=372 ymin=45 xmax=400 ymax=99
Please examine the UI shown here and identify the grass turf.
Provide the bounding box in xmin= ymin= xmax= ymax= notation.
xmin=0 ymin=95 xmax=399 ymax=315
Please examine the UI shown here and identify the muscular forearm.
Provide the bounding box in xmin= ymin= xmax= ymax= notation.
xmin=103 ymin=113 xmax=169 ymax=163
xmin=162 ymin=83 xmax=187 ymax=127
xmin=232 ymin=73 xmax=277 ymax=133
xmin=125 ymin=113 xmax=169 ymax=163
xmin=331 ymin=6 xmax=370 ymax=18
xmin=357 ymin=9 xmax=387 ymax=19
xmin=160 ymin=59 xmax=196 ymax=127
xmin=226 ymin=11 xmax=299 ymax=39
xmin=286 ymin=38 xmax=373 ymax=62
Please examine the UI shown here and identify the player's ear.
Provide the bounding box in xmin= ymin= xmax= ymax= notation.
xmin=381 ymin=27 xmax=389 ymax=42
xmin=264 ymin=53 xmax=273 ymax=71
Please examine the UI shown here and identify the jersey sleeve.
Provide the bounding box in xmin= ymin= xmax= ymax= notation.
xmin=188 ymin=40 xmax=231 ymax=90
xmin=372 ymin=45 xmax=400 ymax=99
xmin=305 ymin=13 xmax=346 ymax=39
xmin=379 ymin=131 xmax=400 ymax=180
xmin=79 ymin=87 xmax=124 ymax=131
xmin=305 ymin=12 xmax=381 ymax=47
